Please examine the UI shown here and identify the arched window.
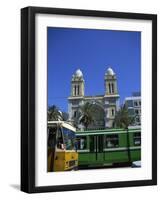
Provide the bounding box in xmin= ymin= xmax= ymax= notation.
xmin=77 ymin=85 xmax=80 ymax=95
xmin=111 ymin=109 xmax=114 ymax=116
xmin=111 ymin=83 xmax=114 ymax=93
xmin=108 ymin=83 xmax=111 ymax=94
xmin=74 ymin=111 xmax=77 ymax=118
xmin=74 ymin=85 xmax=77 ymax=96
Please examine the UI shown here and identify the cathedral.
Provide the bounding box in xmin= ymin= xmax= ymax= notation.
xmin=68 ymin=67 xmax=120 ymax=129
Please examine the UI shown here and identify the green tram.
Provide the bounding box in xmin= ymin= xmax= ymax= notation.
xmin=76 ymin=127 xmax=141 ymax=168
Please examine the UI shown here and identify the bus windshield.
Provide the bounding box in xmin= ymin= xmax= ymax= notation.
xmin=63 ymin=127 xmax=76 ymax=150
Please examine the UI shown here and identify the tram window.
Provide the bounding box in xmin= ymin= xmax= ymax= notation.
xmin=106 ymin=134 xmax=119 ymax=148
xmin=133 ymin=132 xmax=141 ymax=146
xmin=90 ymin=136 xmax=95 ymax=152
xmin=98 ymin=136 xmax=104 ymax=152
xmin=77 ymin=136 xmax=87 ymax=150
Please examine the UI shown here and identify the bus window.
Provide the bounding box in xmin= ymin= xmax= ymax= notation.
xmin=48 ymin=127 xmax=57 ymax=148
xmin=63 ymin=128 xmax=76 ymax=150
xmin=133 ymin=132 xmax=141 ymax=146
xmin=106 ymin=134 xmax=119 ymax=148
xmin=57 ymin=128 xmax=64 ymax=149
xmin=77 ymin=136 xmax=87 ymax=150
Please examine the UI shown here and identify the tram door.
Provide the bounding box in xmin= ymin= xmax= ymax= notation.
xmin=90 ymin=135 xmax=104 ymax=162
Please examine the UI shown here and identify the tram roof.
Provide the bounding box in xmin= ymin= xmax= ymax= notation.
xmin=76 ymin=126 xmax=141 ymax=136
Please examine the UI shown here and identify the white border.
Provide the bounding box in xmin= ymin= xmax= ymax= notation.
xmin=35 ymin=14 xmax=152 ymax=186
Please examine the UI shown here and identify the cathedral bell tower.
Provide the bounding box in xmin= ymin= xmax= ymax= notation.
xmin=104 ymin=67 xmax=119 ymax=128
xmin=105 ymin=67 xmax=118 ymax=95
xmin=68 ymin=69 xmax=84 ymax=123
xmin=71 ymin=69 xmax=84 ymax=97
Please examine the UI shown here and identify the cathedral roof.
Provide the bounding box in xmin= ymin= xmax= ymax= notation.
xmin=106 ymin=67 xmax=115 ymax=76
xmin=75 ymin=69 xmax=83 ymax=77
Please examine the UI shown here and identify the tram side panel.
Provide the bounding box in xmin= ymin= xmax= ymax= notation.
xmin=104 ymin=132 xmax=141 ymax=164
xmin=76 ymin=130 xmax=141 ymax=168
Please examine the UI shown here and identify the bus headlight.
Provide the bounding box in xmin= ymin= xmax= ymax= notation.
xmin=65 ymin=161 xmax=69 ymax=167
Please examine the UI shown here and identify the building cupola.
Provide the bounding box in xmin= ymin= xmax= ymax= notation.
xmin=104 ymin=67 xmax=118 ymax=95
xmin=71 ymin=69 xmax=85 ymax=97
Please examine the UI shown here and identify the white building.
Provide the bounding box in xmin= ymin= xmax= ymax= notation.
xmin=124 ymin=94 xmax=141 ymax=126
xmin=68 ymin=67 xmax=120 ymax=129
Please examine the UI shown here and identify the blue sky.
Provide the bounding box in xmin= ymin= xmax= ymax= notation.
xmin=48 ymin=27 xmax=141 ymax=112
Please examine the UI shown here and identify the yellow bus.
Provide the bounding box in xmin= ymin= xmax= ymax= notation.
xmin=47 ymin=121 xmax=78 ymax=172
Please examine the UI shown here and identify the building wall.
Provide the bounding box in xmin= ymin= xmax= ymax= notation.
xmin=68 ymin=68 xmax=120 ymax=129
xmin=125 ymin=96 xmax=141 ymax=125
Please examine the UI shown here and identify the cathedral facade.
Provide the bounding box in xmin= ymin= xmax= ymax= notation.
xmin=68 ymin=67 xmax=120 ymax=129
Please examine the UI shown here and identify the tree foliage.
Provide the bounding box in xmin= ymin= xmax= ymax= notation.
xmin=114 ymin=105 xmax=134 ymax=129
xmin=47 ymin=105 xmax=69 ymax=121
xmin=114 ymin=105 xmax=135 ymax=163
xmin=79 ymin=102 xmax=96 ymax=130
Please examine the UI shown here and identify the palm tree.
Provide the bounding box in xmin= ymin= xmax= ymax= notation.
xmin=114 ymin=105 xmax=134 ymax=164
xmin=79 ymin=102 xmax=95 ymax=130
xmin=62 ymin=112 xmax=69 ymax=121
xmin=47 ymin=105 xmax=63 ymax=121
xmin=114 ymin=105 xmax=134 ymax=128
